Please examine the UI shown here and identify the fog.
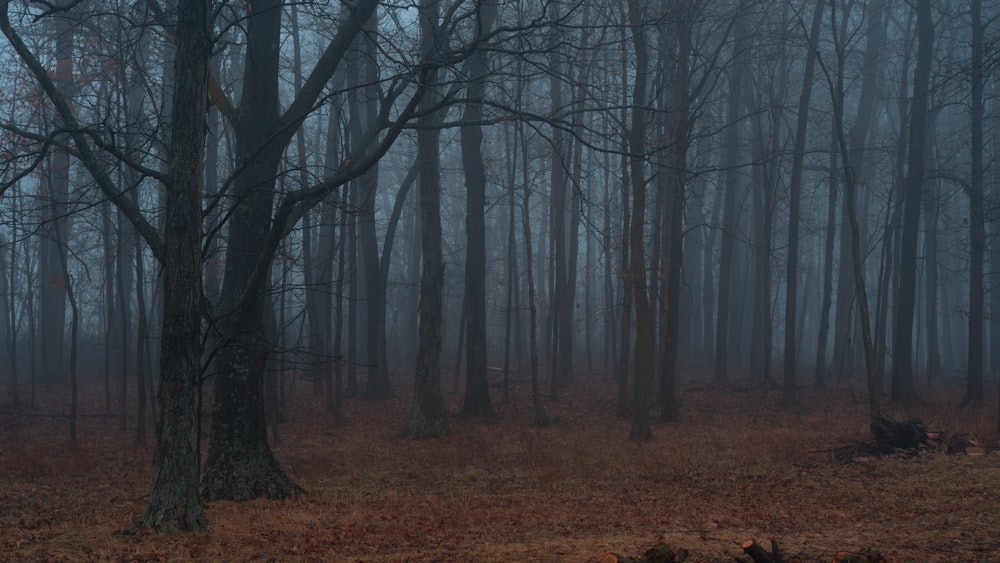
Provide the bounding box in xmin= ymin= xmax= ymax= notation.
xmin=0 ymin=0 xmax=997 ymax=528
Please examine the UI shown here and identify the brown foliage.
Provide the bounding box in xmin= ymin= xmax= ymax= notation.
xmin=1 ymin=375 xmax=999 ymax=561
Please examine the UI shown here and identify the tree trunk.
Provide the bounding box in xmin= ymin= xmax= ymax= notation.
xmin=0 ymin=237 xmax=11 ymax=406
xmin=460 ymin=1 xmax=498 ymax=418
xmin=626 ymin=0 xmax=652 ymax=442
xmin=349 ymin=13 xmax=389 ymax=399
xmin=815 ymin=131 xmax=838 ymax=389
xmin=129 ymin=0 xmax=210 ymax=530
xmin=714 ymin=2 xmax=748 ymax=385
xmin=37 ymin=12 xmax=73 ymax=385
xmin=202 ymin=0 xmax=296 ymax=500
xmin=403 ymin=0 xmax=449 ymax=439
xmin=657 ymin=7 xmax=691 ymax=423
xmin=965 ymin=0 xmax=985 ymax=407
xmin=782 ymin=0 xmax=825 ymax=405
xmin=892 ymin=0 xmax=932 ymax=404
xmin=828 ymin=0 xmax=881 ymax=429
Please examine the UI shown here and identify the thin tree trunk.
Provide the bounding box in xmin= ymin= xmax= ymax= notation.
xmin=520 ymin=119 xmax=550 ymax=427
xmin=783 ymin=0 xmax=825 ymax=405
xmin=965 ymin=0 xmax=985 ymax=408
xmin=626 ymin=0 xmax=653 ymax=441
xmin=403 ymin=0 xmax=449 ymax=438
xmin=714 ymin=2 xmax=748 ymax=385
xmin=892 ymin=0 xmax=932 ymax=404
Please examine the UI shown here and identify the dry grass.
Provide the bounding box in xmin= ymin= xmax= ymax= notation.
xmin=2 ymin=374 xmax=1000 ymax=562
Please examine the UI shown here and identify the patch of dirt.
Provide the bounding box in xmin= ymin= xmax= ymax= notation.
xmin=1 ymin=374 xmax=999 ymax=561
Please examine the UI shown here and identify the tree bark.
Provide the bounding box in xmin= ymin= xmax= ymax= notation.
xmin=131 ymin=0 xmax=211 ymax=531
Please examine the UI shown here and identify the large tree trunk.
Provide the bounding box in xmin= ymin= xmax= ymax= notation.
xmin=202 ymin=0 xmax=297 ymax=501
xmin=130 ymin=0 xmax=210 ymax=531
xmin=892 ymin=0 xmax=932 ymax=404
xmin=203 ymin=0 xmax=377 ymax=497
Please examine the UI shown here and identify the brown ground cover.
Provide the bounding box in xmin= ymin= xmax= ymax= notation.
xmin=2 ymin=374 xmax=999 ymax=562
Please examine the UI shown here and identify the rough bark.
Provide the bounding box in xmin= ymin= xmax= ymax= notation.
xmin=130 ymin=0 xmax=211 ymax=531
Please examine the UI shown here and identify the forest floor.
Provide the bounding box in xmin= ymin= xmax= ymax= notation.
xmin=2 ymin=371 xmax=1000 ymax=562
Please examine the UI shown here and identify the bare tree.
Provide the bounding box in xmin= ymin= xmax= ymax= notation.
xmin=892 ymin=0 xmax=933 ymax=404
xmin=403 ymin=0 xmax=449 ymax=439
xmin=459 ymin=0 xmax=498 ymax=419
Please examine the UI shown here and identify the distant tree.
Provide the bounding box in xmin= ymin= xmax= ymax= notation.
xmin=36 ymin=9 xmax=73 ymax=386
xmin=626 ymin=0 xmax=653 ymax=442
xmin=892 ymin=0 xmax=933 ymax=404
xmin=782 ymin=0 xmax=825 ymax=405
xmin=459 ymin=0 xmax=498 ymax=419
xmin=964 ymin=0 xmax=985 ymax=408
xmin=403 ymin=0 xmax=449 ymax=439
xmin=714 ymin=0 xmax=749 ymax=386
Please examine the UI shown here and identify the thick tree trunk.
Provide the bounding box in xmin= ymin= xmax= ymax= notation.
xmin=129 ymin=0 xmax=210 ymax=531
xmin=203 ymin=0 xmax=294 ymax=500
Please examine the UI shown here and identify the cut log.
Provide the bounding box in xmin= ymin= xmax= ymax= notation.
xmin=741 ymin=539 xmax=776 ymax=563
